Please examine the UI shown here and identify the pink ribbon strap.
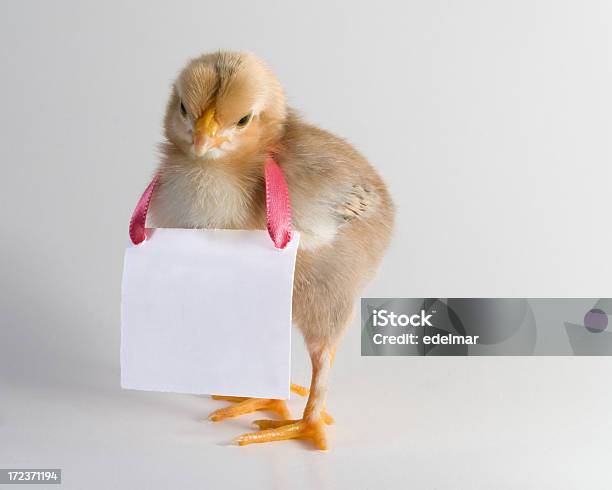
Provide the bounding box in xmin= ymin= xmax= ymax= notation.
xmin=264 ymin=155 xmax=292 ymax=249
xmin=129 ymin=173 xmax=159 ymax=245
xmin=129 ymin=156 xmax=293 ymax=249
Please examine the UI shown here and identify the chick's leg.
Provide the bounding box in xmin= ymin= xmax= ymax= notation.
xmin=235 ymin=347 xmax=334 ymax=450
xmin=208 ymin=384 xmax=306 ymax=422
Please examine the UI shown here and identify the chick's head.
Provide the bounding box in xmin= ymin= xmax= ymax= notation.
xmin=165 ymin=52 xmax=287 ymax=161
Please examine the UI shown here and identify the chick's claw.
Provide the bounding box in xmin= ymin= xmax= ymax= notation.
xmin=211 ymin=395 xmax=248 ymax=402
xmin=290 ymin=383 xmax=309 ymax=396
xmin=208 ymin=397 xmax=290 ymax=422
xmin=253 ymin=410 xmax=333 ymax=430
xmin=252 ymin=418 xmax=298 ymax=430
xmin=208 ymin=383 xmax=311 ymax=422
xmin=235 ymin=418 xmax=329 ymax=450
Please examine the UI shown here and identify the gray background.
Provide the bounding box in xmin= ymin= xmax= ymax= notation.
xmin=1 ymin=1 xmax=612 ymax=489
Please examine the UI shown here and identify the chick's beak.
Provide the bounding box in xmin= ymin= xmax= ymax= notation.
xmin=193 ymin=107 xmax=229 ymax=156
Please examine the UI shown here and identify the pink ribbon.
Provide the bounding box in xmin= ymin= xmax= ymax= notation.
xmin=129 ymin=156 xmax=293 ymax=249
xmin=264 ymin=155 xmax=292 ymax=249
xmin=129 ymin=174 xmax=159 ymax=246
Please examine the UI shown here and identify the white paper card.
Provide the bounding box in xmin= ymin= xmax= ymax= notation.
xmin=121 ymin=228 xmax=299 ymax=399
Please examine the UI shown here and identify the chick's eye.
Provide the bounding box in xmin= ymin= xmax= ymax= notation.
xmin=236 ymin=113 xmax=251 ymax=128
xmin=180 ymin=101 xmax=187 ymax=117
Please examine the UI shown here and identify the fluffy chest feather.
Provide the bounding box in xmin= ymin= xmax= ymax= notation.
xmin=150 ymin=166 xmax=256 ymax=230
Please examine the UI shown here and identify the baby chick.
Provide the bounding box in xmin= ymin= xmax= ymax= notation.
xmin=150 ymin=51 xmax=394 ymax=450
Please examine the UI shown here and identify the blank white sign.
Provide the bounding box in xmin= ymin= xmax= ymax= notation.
xmin=120 ymin=228 xmax=299 ymax=399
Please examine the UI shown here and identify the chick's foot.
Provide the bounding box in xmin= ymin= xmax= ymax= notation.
xmin=235 ymin=417 xmax=330 ymax=450
xmin=208 ymin=396 xmax=289 ymax=422
xmin=208 ymin=383 xmax=308 ymax=422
